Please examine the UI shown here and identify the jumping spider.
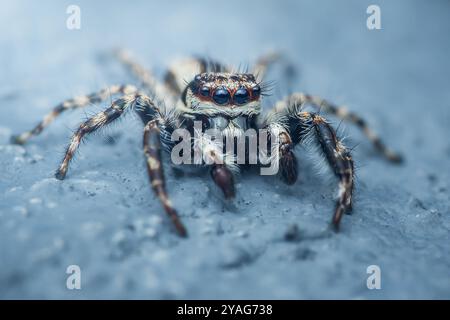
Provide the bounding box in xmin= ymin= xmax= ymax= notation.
xmin=11 ymin=51 xmax=402 ymax=237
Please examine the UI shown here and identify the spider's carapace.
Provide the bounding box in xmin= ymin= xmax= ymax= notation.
xmin=188 ymin=73 xmax=261 ymax=107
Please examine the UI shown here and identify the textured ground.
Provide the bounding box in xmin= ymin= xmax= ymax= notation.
xmin=0 ymin=0 xmax=449 ymax=299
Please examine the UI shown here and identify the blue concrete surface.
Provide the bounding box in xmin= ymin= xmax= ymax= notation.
xmin=0 ymin=0 xmax=449 ymax=299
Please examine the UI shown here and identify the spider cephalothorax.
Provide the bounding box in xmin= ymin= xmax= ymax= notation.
xmin=180 ymin=72 xmax=265 ymax=144
xmin=11 ymin=50 xmax=403 ymax=237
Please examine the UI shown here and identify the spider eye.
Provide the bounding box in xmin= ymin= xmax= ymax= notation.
xmin=234 ymin=87 xmax=249 ymax=105
xmin=200 ymin=86 xmax=210 ymax=97
xmin=213 ymin=87 xmax=230 ymax=105
xmin=252 ymin=85 xmax=261 ymax=99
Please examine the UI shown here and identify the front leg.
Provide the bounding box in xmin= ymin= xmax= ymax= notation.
xmin=55 ymin=93 xmax=158 ymax=180
xmin=264 ymin=122 xmax=298 ymax=185
xmin=299 ymin=112 xmax=354 ymax=230
xmin=210 ymin=164 xmax=235 ymax=199
xmin=143 ymin=120 xmax=187 ymax=237
xmin=193 ymin=131 xmax=236 ymax=199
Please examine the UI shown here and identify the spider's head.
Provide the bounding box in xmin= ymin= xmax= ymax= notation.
xmin=183 ymin=73 xmax=262 ymax=116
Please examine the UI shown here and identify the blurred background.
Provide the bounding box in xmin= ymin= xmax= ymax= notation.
xmin=0 ymin=0 xmax=449 ymax=299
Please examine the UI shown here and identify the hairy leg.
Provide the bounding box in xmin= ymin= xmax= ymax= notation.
xmin=55 ymin=93 xmax=158 ymax=180
xmin=252 ymin=51 xmax=296 ymax=83
xmin=114 ymin=49 xmax=173 ymax=99
xmin=298 ymin=112 xmax=354 ymax=230
xmin=252 ymin=52 xmax=282 ymax=81
xmin=278 ymin=130 xmax=298 ymax=185
xmin=143 ymin=119 xmax=187 ymax=237
xmin=263 ymin=121 xmax=298 ymax=185
xmin=192 ymin=131 xmax=236 ymax=199
xmin=210 ymin=164 xmax=235 ymax=199
xmin=11 ymin=85 xmax=138 ymax=145
xmin=272 ymin=93 xmax=403 ymax=163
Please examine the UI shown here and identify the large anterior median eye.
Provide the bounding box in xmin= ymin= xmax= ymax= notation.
xmin=234 ymin=87 xmax=249 ymax=105
xmin=213 ymin=87 xmax=230 ymax=105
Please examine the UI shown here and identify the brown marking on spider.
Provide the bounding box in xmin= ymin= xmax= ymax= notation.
xmin=12 ymin=50 xmax=403 ymax=237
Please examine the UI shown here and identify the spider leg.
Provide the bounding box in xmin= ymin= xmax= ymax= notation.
xmin=263 ymin=122 xmax=298 ymax=185
xmin=273 ymin=93 xmax=403 ymax=163
xmin=277 ymin=130 xmax=298 ymax=185
xmin=211 ymin=164 xmax=235 ymax=199
xmin=193 ymin=131 xmax=236 ymax=198
xmin=114 ymin=49 xmax=173 ymax=99
xmin=299 ymin=111 xmax=354 ymax=230
xmin=10 ymin=85 xmax=138 ymax=145
xmin=252 ymin=51 xmax=295 ymax=82
xmin=143 ymin=120 xmax=187 ymax=237
xmin=253 ymin=52 xmax=280 ymax=80
xmin=55 ymin=93 xmax=156 ymax=180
